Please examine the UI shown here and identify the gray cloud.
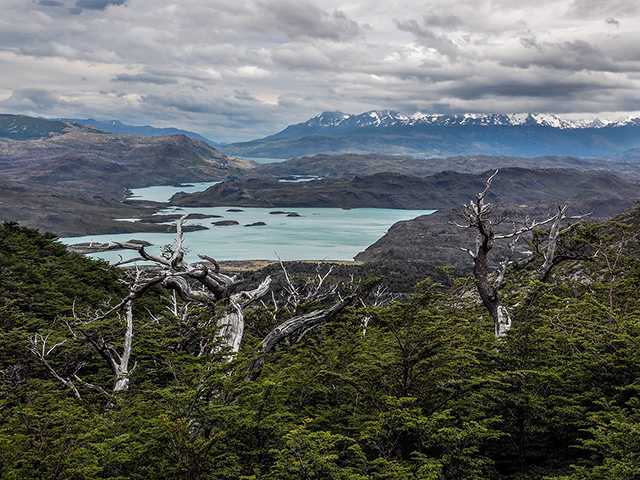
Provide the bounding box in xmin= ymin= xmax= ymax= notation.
xmin=0 ymin=88 xmax=83 ymax=111
xmin=423 ymin=12 xmax=465 ymax=29
xmin=73 ymin=0 xmax=126 ymax=11
xmin=507 ymin=37 xmax=640 ymax=73
xmin=1 ymin=0 xmax=640 ymax=142
xmin=256 ymin=1 xmax=363 ymax=41
xmin=394 ymin=18 xmax=460 ymax=59
xmin=112 ymin=73 xmax=178 ymax=85
xmin=567 ymin=0 xmax=638 ymax=19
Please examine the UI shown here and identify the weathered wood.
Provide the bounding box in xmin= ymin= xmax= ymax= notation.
xmin=69 ymin=214 xmax=272 ymax=354
xmin=455 ymin=170 xmax=570 ymax=337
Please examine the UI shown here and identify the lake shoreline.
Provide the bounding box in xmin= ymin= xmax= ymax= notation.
xmin=216 ymin=259 xmax=362 ymax=273
xmin=61 ymin=205 xmax=434 ymax=263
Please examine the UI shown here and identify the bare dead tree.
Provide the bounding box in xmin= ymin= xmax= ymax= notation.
xmin=27 ymin=333 xmax=82 ymax=398
xmin=533 ymin=205 xmax=592 ymax=282
xmin=55 ymin=266 xmax=150 ymax=392
xmin=68 ymin=214 xmax=371 ymax=383
xmin=455 ymin=170 xmax=565 ymax=337
xmin=273 ymin=256 xmax=343 ymax=309
xmin=243 ymin=260 xmax=378 ymax=379
xmin=76 ymin=214 xmax=271 ymax=355
xmin=27 ymin=330 xmax=113 ymax=397
xmin=360 ymin=284 xmax=400 ymax=336
xmin=245 ymin=283 xmax=365 ymax=380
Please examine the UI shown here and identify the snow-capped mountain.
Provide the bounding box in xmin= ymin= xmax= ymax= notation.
xmin=270 ymin=110 xmax=640 ymax=140
xmin=219 ymin=110 xmax=640 ymax=160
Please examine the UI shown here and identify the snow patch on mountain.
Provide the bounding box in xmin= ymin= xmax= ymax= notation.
xmin=303 ymin=110 xmax=640 ymax=131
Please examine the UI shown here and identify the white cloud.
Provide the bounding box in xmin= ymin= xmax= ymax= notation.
xmin=236 ymin=65 xmax=273 ymax=79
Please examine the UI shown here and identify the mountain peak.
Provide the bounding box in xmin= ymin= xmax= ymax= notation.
xmin=310 ymin=111 xmax=351 ymax=126
xmin=280 ymin=110 xmax=640 ymax=135
xmin=219 ymin=109 xmax=640 ymax=159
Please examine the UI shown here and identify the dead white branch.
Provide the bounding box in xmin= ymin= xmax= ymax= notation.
xmin=68 ymin=213 xmax=272 ymax=356
xmin=454 ymin=170 xmax=583 ymax=338
xmin=27 ymin=333 xmax=81 ymax=398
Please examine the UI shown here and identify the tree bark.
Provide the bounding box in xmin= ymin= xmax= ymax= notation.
xmin=113 ymin=299 xmax=134 ymax=391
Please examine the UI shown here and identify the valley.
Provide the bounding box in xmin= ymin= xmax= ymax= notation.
xmin=2 ymin=113 xmax=640 ymax=279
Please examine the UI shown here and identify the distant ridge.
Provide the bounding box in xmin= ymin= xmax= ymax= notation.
xmin=0 ymin=114 xmax=256 ymax=192
xmin=271 ymin=111 xmax=640 ymax=137
xmin=169 ymin=168 xmax=640 ymax=210
xmin=218 ymin=110 xmax=640 ymax=159
xmin=54 ymin=117 xmax=219 ymax=146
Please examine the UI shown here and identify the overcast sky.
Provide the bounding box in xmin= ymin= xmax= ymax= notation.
xmin=1 ymin=0 xmax=639 ymax=142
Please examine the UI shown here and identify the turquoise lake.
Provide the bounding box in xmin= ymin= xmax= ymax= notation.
xmin=61 ymin=183 xmax=435 ymax=263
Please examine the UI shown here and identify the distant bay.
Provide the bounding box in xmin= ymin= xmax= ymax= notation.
xmin=61 ymin=183 xmax=435 ymax=263
xmin=128 ymin=182 xmax=221 ymax=203
xmin=238 ymin=156 xmax=288 ymax=164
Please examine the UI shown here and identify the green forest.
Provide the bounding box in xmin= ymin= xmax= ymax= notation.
xmin=1 ymin=212 xmax=640 ymax=479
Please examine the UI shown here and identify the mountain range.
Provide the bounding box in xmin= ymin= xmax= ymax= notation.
xmin=269 ymin=111 xmax=640 ymax=133
xmin=218 ymin=110 xmax=640 ymax=159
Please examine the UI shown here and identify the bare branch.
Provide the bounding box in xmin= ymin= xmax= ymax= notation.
xmin=73 ymin=375 xmax=113 ymax=397
xmin=493 ymin=236 xmax=518 ymax=292
xmin=27 ymin=333 xmax=81 ymax=398
xmin=476 ymin=169 xmax=498 ymax=209
xmin=246 ymin=289 xmax=361 ymax=380
xmin=459 ymin=246 xmax=476 ymax=259
xmin=111 ymin=256 xmax=148 ymax=267
xmin=537 ymin=206 xmax=592 ymax=282
xmin=197 ymin=254 xmax=220 ymax=273
xmin=231 ymin=276 xmax=272 ymax=308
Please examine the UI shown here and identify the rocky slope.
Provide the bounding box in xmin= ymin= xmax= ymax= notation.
xmin=354 ymin=198 xmax=636 ymax=276
xmin=0 ymin=115 xmax=257 ymax=194
xmin=257 ymin=153 xmax=640 ymax=181
xmin=170 ymin=168 xmax=640 ymax=210
xmin=0 ymin=115 xmax=259 ymax=235
xmin=0 ymin=177 xmax=171 ymax=236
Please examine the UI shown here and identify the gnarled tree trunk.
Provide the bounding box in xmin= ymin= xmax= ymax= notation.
xmin=455 ymin=170 xmax=562 ymax=338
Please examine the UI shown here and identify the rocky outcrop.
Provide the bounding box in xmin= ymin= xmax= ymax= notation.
xmin=355 ymin=198 xmax=638 ymax=274
xmin=213 ymin=220 xmax=240 ymax=226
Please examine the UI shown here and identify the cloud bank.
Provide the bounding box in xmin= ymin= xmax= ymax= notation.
xmin=1 ymin=0 xmax=639 ymax=142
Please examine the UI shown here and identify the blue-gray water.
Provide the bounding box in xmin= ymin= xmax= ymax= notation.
xmin=128 ymin=182 xmax=221 ymax=202
xmin=239 ymin=156 xmax=288 ymax=164
xmin=61 ymin=184 xmax=434 ymax=262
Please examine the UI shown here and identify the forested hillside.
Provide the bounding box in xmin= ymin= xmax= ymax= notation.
xmin=2 ymin=215 xmax=640 ymax=479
